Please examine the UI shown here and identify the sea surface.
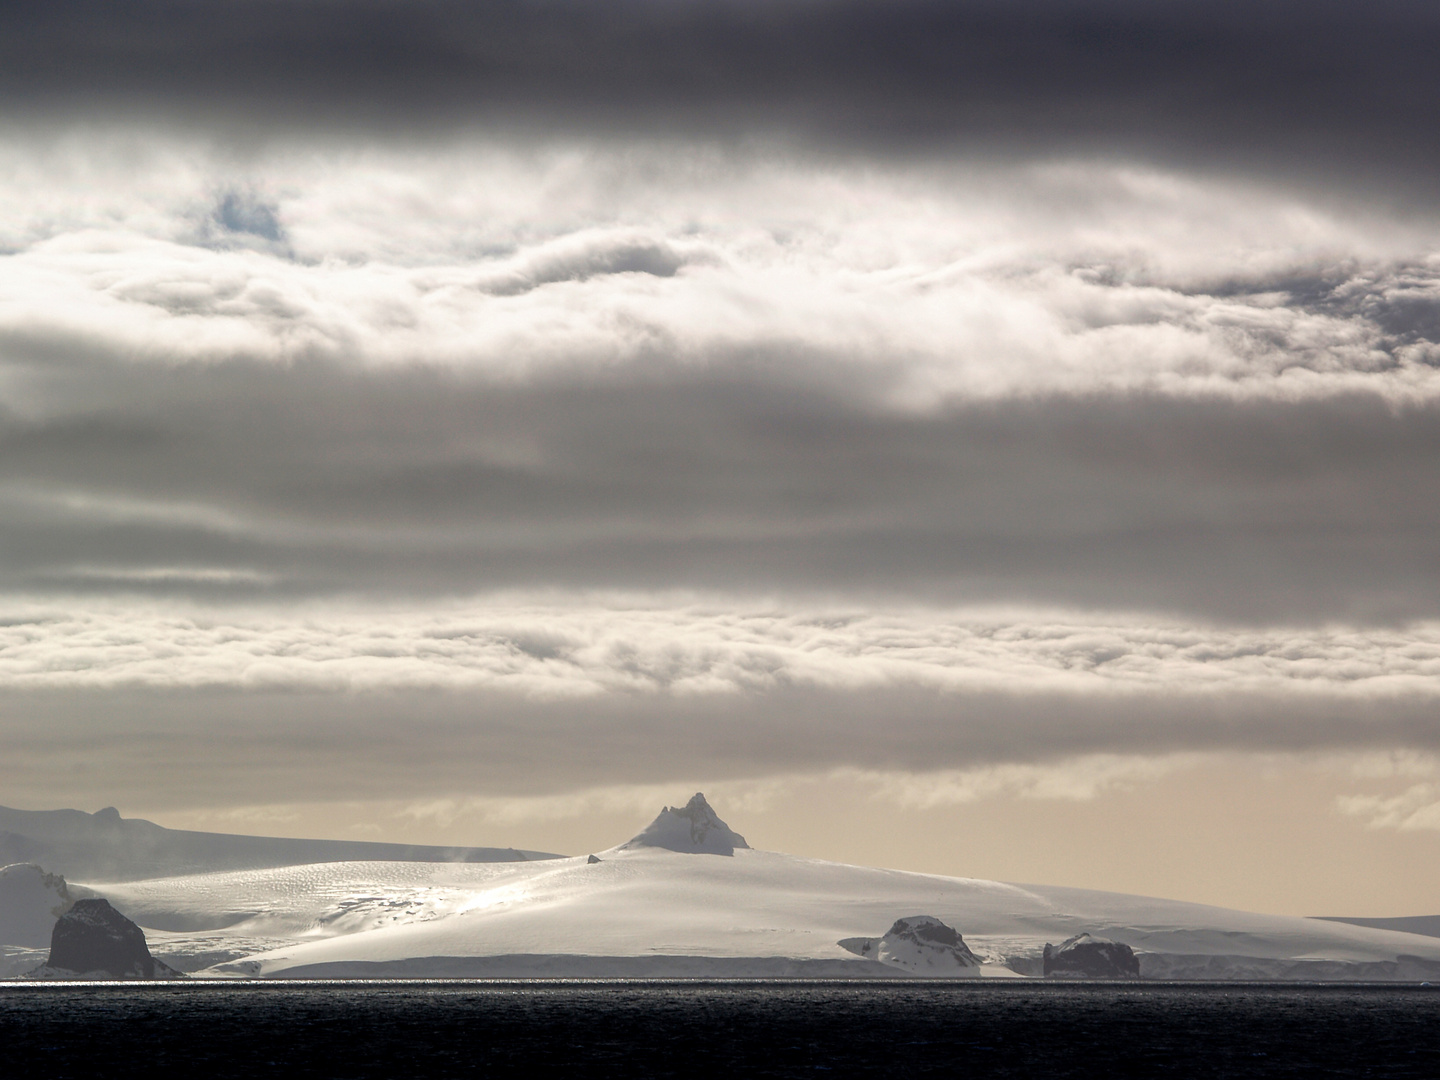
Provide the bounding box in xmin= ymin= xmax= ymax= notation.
xmin=3 ymin=980 xmax=1439 ymax=1077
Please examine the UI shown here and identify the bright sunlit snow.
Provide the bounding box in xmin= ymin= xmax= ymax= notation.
xmin=12 ymin=796 xmax=1432 ymax=981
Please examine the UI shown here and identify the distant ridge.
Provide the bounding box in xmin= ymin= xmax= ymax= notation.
xmin=0 ymin=805 xmax=563 ymax=882
xmin=1314 ymin=915 xmax=1440 ymax=940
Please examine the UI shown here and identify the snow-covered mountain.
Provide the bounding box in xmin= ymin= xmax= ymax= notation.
xmin=6 ymin=794 xmax=1440 ymax=980
xmin=622 ymin=793 xmax=749 ymax=855
xmin=0 ymin=804 xmax=561 ymax=882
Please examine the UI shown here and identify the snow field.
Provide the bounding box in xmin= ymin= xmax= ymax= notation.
xmin=74 ymin=846 xmax=1440 ymax=979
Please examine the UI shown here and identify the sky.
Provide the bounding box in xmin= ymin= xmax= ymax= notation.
xmin=3 ymin=0 xmax=1440 ymax=916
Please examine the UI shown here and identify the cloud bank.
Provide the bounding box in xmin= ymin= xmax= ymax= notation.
xmin=1 ymin=145 xmax=1438 ymax=623
xmin=3 ymin=596 xmax=1440 ymax=814
xmin=2 ymin=4 xmax=1439 ymax=847
xmin=1 ymin=598 xmax=1438 ymax=699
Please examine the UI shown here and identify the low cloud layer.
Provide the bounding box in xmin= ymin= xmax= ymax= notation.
xmin=3 ymin=597 xmax=1440 ymax=813
xmin=1 ymin=597 xmax=1438 ymax=699
xmin=383 ymin=754 xmax=1202 ymax=834
xmin=8 ymin=383 xmax=1440 ymax=620
xmin=1 ymin=145 xmax=1439 ymax=622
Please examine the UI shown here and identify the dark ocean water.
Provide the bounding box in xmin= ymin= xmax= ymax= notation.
xmin=3 ymin=981 xmax=1439 ymax=1078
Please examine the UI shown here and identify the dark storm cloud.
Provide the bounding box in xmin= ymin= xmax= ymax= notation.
xmin=4 ymin=348 xmax=1440 ymax=622
xmin=3 ymin=1 xmax=1440 ymax=186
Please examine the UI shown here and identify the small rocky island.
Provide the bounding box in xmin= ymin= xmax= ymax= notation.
xmin=1042 ymin=933 xmax=1140 ymax=978
xmin=840 ymin=915 xmax=984 ymax=976
xmin=28 ymin=898 xmax=186 ymax=979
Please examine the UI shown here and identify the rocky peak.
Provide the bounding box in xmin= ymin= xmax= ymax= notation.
xmin=624 ymin=793 xmax=750 ymax=855
xmin=29 ymin=897 xmax=184 ymax=979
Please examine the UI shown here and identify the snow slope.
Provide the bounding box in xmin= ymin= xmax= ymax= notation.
xmin=87 ymin=845 xmax=1440 ymax=980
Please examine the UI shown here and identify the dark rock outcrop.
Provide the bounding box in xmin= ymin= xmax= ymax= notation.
xmin=29 ymin=898 xmax=185 ymax=979
xmin=882 ymin=916 xmax=981 ymax=962
xmin=1043 ymin=933 xmax=1140 ymax=978
xmin=587 ymin=854 xmax=602 ymax=864
xmin=840 ymin=915 xmax=984 ymax=976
